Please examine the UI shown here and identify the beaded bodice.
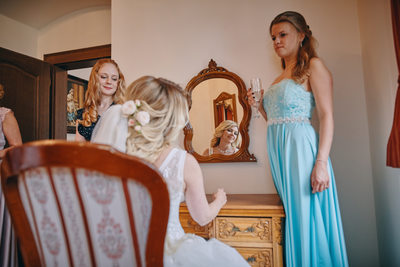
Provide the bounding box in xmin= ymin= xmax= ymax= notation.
xmin=263 ymin=79 xmax=315 ymax=125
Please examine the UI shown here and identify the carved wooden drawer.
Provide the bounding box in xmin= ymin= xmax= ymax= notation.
xmin=179 ymin=194 xmax=285 ymax=267
xmin=216 ymin=217 xmax=272 ymax=245
xmin=179 ymin=212 xmax=214 ymax=239
xmin=235 ymin=247 xmax=273 ymax=267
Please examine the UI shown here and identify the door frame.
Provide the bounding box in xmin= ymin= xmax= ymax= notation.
xmin=44 ymin=44 xmax=111 ymax=138
xmin=44 ymin=44 xmax=111 ymax=69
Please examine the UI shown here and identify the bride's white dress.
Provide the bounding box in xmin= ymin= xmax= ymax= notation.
xmin=160 ymin=148 xmax=249 ymax=267
xmin=91 ymin=105 xmax=249 ymax=267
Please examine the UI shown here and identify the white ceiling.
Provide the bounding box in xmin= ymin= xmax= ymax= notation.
xmin=0 ymin=0 xmax=110 ymax=29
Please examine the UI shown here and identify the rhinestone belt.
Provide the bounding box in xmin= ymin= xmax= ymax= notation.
xmin=267 ymin=117 xmax=311 ymax=126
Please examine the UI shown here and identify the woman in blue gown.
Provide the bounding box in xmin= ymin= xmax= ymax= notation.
xmin=248 ymin=11 xmax=348 ymax=266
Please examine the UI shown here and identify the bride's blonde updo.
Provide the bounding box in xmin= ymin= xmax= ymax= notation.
xmin=124 ymin=76 xmax=189 ymax=162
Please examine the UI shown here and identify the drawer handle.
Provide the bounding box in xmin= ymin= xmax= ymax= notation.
xmin=218 ymin=219 xmax=271 ymax=240
xmin=247 ymin=256 xmax=256 ymax=263
xmin=232 ymin=226 xmax=255 ymax=233
xmin=243 ymin=226 xmax=255 ymax=233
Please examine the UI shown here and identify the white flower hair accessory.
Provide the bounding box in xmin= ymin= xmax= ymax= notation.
xmin=121 ymin=100 xmax=150 ymax=133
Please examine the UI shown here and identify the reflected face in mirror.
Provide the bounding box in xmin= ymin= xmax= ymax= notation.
xmin=184 ymin=59 xmax=256 ymax=163
xmin=222 ymin=127 xmax=239 ymax=145
xmin=203 ymin=120 xmax=242 ymax=156
xmin=190 ymin=78 xmax=243 ymax=154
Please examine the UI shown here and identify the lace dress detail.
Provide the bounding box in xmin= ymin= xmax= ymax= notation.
xmin=158 ymin=148 xmax=186 ymax=242
xmin=263 ymin=79 xmax=315 ymax=125
xmin=159 ymin=148 xmax=249 ymax=267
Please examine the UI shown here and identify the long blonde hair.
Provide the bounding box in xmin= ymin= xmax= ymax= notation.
xmin=270 ymin=11 xmax=317 ymax=84
xmin=210 ymin=120 xmax=241 ymax=149
xmin=124 ymin=76 xmax=189 ymax=162
xmin=80 ymin=59 xmax=126 ymax=127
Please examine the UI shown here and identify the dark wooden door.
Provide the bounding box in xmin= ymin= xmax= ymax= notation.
xmin=0 ymin=47 xmax=63 ymax=142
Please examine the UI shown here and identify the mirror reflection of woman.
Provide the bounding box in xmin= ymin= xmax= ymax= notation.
xmin=203 ymin=120 xmax=241 ymax=156
xmin=248 ymin=11 xmax=348 ymax=266
xmin=75 ymin=59 xmax=126 ymax=141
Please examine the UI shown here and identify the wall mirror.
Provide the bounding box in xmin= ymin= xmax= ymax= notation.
xmin=184 ymin=59 xmax=256 ymax=163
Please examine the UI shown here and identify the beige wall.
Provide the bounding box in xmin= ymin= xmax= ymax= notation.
xmin=112 ymin=0 xmax=379 ymax=265
xmin=0 ymin=7 xmax=110 ymax=60
xmin=0 ymin=14 xmax=38 ymax=57
xmin=37 ymin=7 xmax=111 ymax=58
xmin=358 ymin=0 xmax=400 ymax=266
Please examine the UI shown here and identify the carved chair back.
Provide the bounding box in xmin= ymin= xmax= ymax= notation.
xmin=1 ymin=140 xmax=169 ymax=267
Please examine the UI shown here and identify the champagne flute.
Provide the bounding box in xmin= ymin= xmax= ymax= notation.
xmin=250 ymin=78 xmax=262 ymax=118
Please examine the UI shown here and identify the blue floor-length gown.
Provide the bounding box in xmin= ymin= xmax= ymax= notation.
xmin=263 ymin=79 xmax=348 ymax=267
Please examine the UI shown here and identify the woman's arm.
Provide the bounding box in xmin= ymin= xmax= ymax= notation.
xmin=75 ymin=121 xmax=86 ymax=141
xmin=183 ymin=153 xmax=227 ymax=226
xmin=259 ymin=93 xmax=268 ymax=121
xmin=0 ymin=111 xmax=22 ymax=158
xmin=309 ymin=57 xmax=334 ymax=193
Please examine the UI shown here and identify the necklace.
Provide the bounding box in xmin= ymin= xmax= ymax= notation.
xmin=216 ymin=145 xmax=233 ymax=155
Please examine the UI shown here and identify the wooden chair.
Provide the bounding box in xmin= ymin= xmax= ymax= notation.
xmin=1 ymin=140 xmax=169 ymax=267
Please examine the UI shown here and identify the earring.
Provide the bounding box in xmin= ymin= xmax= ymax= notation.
xmin=300 ymin=42 xmax=303 ymax=48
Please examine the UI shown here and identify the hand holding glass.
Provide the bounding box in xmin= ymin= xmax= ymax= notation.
xmin=250 ymin=78 xmax=262 ymax=118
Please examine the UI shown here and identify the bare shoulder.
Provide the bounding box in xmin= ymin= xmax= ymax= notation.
xmin=3 ymin=110 xmax=17 ymax=122
xmin=184 ymin=152 xmax=200 ymax=171
xmin=309 ymin=58 xmax=331 ymax=77
xmin=184 ymin=152 xmax=203 ymax=182
xmin=309 ymin=57 xmax=332 ymax=84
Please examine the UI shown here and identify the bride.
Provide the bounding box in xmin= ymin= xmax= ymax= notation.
xmin=91 ymin=76 xmax=249 ymax=267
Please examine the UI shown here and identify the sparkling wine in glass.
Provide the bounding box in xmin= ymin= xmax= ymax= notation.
xmin=251 ymin=78 xmax=262 ymax=118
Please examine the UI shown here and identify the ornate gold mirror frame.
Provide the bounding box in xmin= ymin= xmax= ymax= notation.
xmin=184 ymin=59 xmax=256 ymax=163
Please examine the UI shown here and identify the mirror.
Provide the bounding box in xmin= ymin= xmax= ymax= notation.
xmin=184 ymin=59 xmax=256 ymax=163
xmin=213 ymin=91 xmax=238 ymax=128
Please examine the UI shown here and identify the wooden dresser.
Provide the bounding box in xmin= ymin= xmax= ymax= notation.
xmin=179 ymin=194 xmax=285 ymax=267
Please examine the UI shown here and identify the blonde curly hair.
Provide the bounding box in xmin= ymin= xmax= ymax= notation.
xmin=0 ymin=84 xmax=4 ymax=100
xmin=124 ymin=76 xmax=189 ymax=162
xmin=80 ymin=59 xmax=126 ymax=127
xmin=210 ymin=120 xmax=241 ymax=149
